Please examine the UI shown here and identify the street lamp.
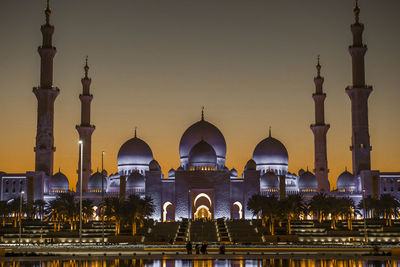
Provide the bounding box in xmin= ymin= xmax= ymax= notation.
xmin=101 ymin=151 xmax=105 ymax=246
xmin=79 ymin=140 xmax=83 ymax=246
xmin=19 ymin=190 xmax=24 ymax=246
xmin=362 ymin=188 xmax=368 ymax=244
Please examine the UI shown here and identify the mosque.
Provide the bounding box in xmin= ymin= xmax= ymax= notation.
xmin=1 ymin=1 xmax=399 ymax=221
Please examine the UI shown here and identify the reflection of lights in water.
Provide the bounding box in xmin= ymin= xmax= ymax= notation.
xmin=3 ymin=259 xmax=396 ymax=266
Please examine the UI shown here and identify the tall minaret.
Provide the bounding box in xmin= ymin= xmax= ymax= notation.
xmin=76 ymin=57 xmax=95 ymax=193
xmin=345 ymin=0 xmax=372 ymax=175
xmin=310 ymin=56 xmax=330 ymax=192
xmin=33 ymin=0 xmax=59 ymax=176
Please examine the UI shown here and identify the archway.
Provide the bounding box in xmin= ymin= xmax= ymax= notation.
xmin=194 ymin=205 xmax=211 ymax=220
xmin=232 ymin=201 xmax=243 ymax=220
xmin=162 ymin=202 xmax=174 ymax=222
xmin=192 ymin=192 xmax=213 ymax=220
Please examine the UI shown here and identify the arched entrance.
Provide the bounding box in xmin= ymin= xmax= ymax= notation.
xmin=192 ymin=192 xmax=213 ymax=220
xmin=231 ymin=201 xmax=243 ymax=220
xmin=194 ymin=205 xmax=211 ymax=220
xmin=162 ymin=201 xmax=174 ymax=222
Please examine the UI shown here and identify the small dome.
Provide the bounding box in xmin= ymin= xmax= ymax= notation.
xmin=230 ymin=168 xmax=238 ymax=177
xmin=179 ymin=119 xmax=226 ymax=161
xmin=260 ymin=171 xmax=279 ymax=189
xmin=245 ymin=159 xmax=257 ymax=170
xmin=168 ymin=168 xmax=176 ymax=177
xmin=337 ymin=170 xmax=356 ymax=190
xmin=117 ymin=136 xmax=153 ymax=173
xmin=88 ymin=171 xmax=106 ymax=191
xmin=127 ymin=172 xmax=145 ymax=189
xmin=253 ymin=136 xmax=289 ymax=167
xmin=188 ymin=140 xmax=217 ymax=167
xmin=51 ymin=171 xmax=69 ymax=191
xmin=298 ymin=169 xmax=305 ymax=176
xmin=298 ymin=171 xmax=318 ymax=190
xmin=149 ymin=160 xmax=161 ymax=171
xmin=177 ymin=166 xmax=184 ymax=171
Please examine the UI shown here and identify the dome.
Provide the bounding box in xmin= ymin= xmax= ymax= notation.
xmin=118 ymin=136 xmax=153 ymax=166
xmin=188 ymin=140 xmax=217 ymax=167
xmin=117 ymin=135 xmax=153 ymax=174
xmin=230 ymin=168 xmax=238 ymax=177
xmin=127 ymin=172 xmax=145 ymax=189
xmin=168 ymin=168 xmax=175 ymax=177
xmin=51 ymin=171 xmax=69 ymax=191
xmin=260 ymin=171 xmax=279 ymax=189
xmin=298 ymin=171 xmax=318 ymax=190
xmin=337 ymin=170 xmax=356 ymax=190
xmin=179 ymin=119 xmax=226 ymax=163
xmin=88 ymin=171 xmax=106 ymax=191
xmin=253 ymin=135 xmax=288 ymax=169
xmin=149 ymin=160 xmax=161 ymax=171
xmin=245 ymin=159 xmax=257 ymax=170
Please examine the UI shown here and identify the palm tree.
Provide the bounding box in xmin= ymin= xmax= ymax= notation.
xmin=338 ymin=198 xmax=356 ymax=230
xmin=247 ymin=194 xmax=264 ymax=220
xmin=82 ymin=199 xmax=94 ymax=223
xmin=104 ymin=197 xmax=125 ymax=235
xmin=379 ymin=194 xmax=399 ymax=226
xmin=125 ymin=195 xmax=155 ymax=236
xmin=357 ymin=195 xmax=377 ymax=219
xmin=280 ymin=194 xmax=305 ymax=234
xmin=7 ymin=197 xmax=22 ymax=227
xmin=0 ymin=201 xmax=9 ymax=226
xmin=309 ymin=193 xmax=328 ymax=223
xmin=46 ymin=193 xmax=78 ymax=231
xmin=260 ymin=196 xmax=280 ymax=236
xmin=33 ymin=199 xmax=46 ymax=221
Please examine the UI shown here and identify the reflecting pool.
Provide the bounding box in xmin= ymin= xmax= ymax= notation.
xmin=0 ymin=258 xmax=397 ymax=267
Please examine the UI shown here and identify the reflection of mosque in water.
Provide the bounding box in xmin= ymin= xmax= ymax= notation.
xmin=2 ymin=0 xmax=400 ymax=222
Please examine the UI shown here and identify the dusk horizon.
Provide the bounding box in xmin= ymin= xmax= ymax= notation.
xmin=1 ymin=0 xmax=400 ymax=190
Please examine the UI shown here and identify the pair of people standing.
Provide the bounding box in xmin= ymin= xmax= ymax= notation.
xmin=186 ymin=241 xmax=208 ymax=254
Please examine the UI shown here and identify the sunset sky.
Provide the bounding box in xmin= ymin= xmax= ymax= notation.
xmin=0 ymin=0 xmax=399 ymax=190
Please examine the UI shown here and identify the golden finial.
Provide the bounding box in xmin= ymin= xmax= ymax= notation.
xmin=45 ymin=0 xmax=51 ymax=25
xmin=201 ymin=106 xmax=205 ymax=121
xmin=354 ymin=0 xmax=360 ymax=23
xmin=268 ymin=126 xmax=271 ymax=137
xmin=134 ymin=126 xmax=137 ymax=138
xmin=84 ymin=56 xmax=89 ymax=78
xmin=316 ymin=55 xmax=321 ymax=77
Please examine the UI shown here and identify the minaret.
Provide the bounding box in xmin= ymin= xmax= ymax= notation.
xmin=345 ymin=0 xmax=372 ymax=175
xmin=76 ymin=57 xmax=95 ymax=192
xmin=33 ymin=0 xmax=59 ymax=176
xmin=310 ymin=56 xmax=330 ymax=192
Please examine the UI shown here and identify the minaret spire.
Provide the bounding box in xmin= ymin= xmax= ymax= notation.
xmin=310 ymin=55 xmax=330 ymax=192
xmin=76 ymin=56 xmax=95 ymax=193
xmin=45 ymin=0 xmax=51 ymax=25
xmin=346 ymin=0 xmax=372 ymax=175
xmin=33 ymin=0 xmax=59 ymax=177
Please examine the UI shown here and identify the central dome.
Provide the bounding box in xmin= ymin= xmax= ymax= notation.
xmin=252 ymin=133 xmax=288 ymax=175
xmin=179 ymin=118 xmax=226 ymax=169
xmin=117 ymin=134 xmax=153 ymax=175
xmin=189 ymin=140 xmax=217 ymax=169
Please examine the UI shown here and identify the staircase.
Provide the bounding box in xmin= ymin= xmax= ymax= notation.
xmin=226 ymin=220 xmax=262 ymax=244
xmin=216 ymin=218 xmax=231 ymax=242
xmin=174 ymin=219 xmax=189 ymax=243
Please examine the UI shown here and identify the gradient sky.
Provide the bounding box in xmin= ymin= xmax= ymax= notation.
xmin=0 ymin=0 xmax=399 ymax=190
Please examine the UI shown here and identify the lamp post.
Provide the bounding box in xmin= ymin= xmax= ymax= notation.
xmin=79 ymin=140 xmax=83 ymax=246
xmin=101 ymin=151 xmax=105 ymax=246
xmin=362 ymin=189 xmax=368 ymax=244
xmin=19 ymin=190 xmax=24 ymax=246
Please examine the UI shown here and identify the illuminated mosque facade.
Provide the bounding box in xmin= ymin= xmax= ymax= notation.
xmin=1 ymin=1 xmax=399 ymax=221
